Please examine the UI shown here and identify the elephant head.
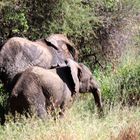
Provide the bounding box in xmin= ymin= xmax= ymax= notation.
xmin=66 ymin=59 xmax=103 ymax=114
xmin=79 ymin=64 xmax=103 ymax=111
xmin=45 ymin=34 xmax=78 ymax=61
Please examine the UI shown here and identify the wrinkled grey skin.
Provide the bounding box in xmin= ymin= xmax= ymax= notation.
xmin=9 ymin=59 xmax=103 ymax=119
xmin=0 ymin=34 xmax=78 ymax=91
xmin=78 ymin=63 xmax=103 ymax=113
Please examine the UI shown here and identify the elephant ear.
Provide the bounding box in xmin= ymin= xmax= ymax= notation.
xmin=67 ymin=59 xmax=81 ymax=93
xmin=45 ymin=34 xmax=78 ymax=61
xmin=66 ymin=43 xmax=79 ymax=61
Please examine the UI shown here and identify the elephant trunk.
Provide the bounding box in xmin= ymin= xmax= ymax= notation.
xmin=90 ymin=87 xmax=104 ymax=116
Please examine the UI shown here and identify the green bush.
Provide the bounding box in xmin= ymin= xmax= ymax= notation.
xmin=96 ymin=49 xmax=140 ymax=105
xmin=1 ymin=0 xmax=140 ymax=69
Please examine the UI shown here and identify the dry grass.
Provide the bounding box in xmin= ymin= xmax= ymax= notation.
xmin=0 ymin=99 xmax=140 ymax=140
xmin=111 ymin=123 xmax=140 ymax=140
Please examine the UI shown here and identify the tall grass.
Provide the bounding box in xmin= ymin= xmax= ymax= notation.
xmin=0 ymin=102 xmax=140 ymax=140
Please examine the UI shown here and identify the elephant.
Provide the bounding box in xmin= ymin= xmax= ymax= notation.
xmin=8 ymin=59 xmax=103 ymax=119
xmin=0 ymin=34 xmax=78 ymax=91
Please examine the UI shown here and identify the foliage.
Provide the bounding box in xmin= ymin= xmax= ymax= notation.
xmin=0 ymin=0 xmax=140 ymax=68
xmin=0 ymin=0 xmax=60 ymax=41
xmin=96 ymin=47 xmax=140 ymax=105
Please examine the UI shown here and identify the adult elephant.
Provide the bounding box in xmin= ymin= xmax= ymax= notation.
xmin=0 ymin=34 xmax=78 ymax=91
xmin=8 ymin=59 xmax=103 ymax=119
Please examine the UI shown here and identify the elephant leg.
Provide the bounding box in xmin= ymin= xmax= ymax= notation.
xmin=59 ymin=87 xmax=72 ymax=118
xmin=30 ymin=90 xmax=47 ymax=119
xmin=0 ymin=104 xmax=5 ymax=125
xmin=35 ymin=103 xmax=47 ymax=119
xmin=59 ymin=101 xmax=65 ymax=118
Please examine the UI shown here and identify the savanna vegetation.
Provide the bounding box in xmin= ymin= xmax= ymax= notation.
xmin=0 ymin=0 xmax=140 ymax=139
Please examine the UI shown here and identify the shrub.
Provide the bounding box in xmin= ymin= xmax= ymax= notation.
xmin=1 ymin=0 xmax=140 ymax=70
xmin=96 ymin=47 xmax=140 ymax=105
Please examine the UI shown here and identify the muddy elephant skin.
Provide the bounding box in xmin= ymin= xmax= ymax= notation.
xmin=9 ymin=59 xmax=103 ymax=119
xmin=0 ymin=34 xmax=78 ymax=91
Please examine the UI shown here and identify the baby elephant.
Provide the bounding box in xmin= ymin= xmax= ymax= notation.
xmin=9 ymin=59 xmax=103 ymax=118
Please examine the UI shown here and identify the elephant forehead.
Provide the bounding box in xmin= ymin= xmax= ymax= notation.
xmin=80 ymin=63 xmax=92 ymax=75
